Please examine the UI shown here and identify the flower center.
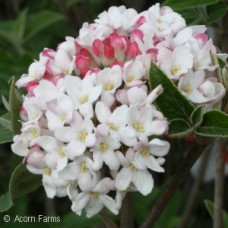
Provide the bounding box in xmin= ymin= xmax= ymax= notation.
xmin=44 ymin=167 xmax=52 ymax=176
xmin=79 ymin=95 xmax=89 ymax=104
xmin=129 ymin=163 xmax=137 ymax=172
xmin=32 ymin=129 xmax=38 ymax=139
xmin=60 ymin=114 xmax=66 ymax=122
xmin=157 ymin=26 xmax=164 ymax=32
xmin=171 ymin=66 xmax=180 ymax=75
xmin=184 ymin=85 xmax=192 ymax=95
xmin=141 ymin=148 xmax=150 ymax=157
xmin=90 ymin=191 xmax=98 ymax=199
xmin=126 ymin=75 xmax=133 ymax=83
xmin=104 ymin=83 xmax=114 ymax=91
xmin=80 ymin=162 xmax=88 ymax=173
xmin=79 ymin=131 xmax=88 ymax=142
xmin=99 ymin=142 xmax=109 ymax=152
xmin=133 ymin=122 xmax=144 ymax=132
xmin=108 ymin=123 xmax=118 ymax=131
xmin=57 ymin=147 xmax=65 ymax=157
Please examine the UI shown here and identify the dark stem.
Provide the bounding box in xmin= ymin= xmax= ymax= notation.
xmin=99 ymin=209 xmax=118 ymax=228
xmin=120 ymin=192 xmax=134 ymax=228
xmin=140 ymin=144 xmax=210 ymax=228
xmin=178 ymin=145 xmax=210 ymax=228
xmin=213 ymin=138 xmax=226 ymax=228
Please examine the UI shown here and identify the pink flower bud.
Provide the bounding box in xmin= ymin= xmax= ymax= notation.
xmin=194 ymin=33 xmax=208 ymax=43
xmin=75 ymin=55 xmax=91 ymax=70
xmin=42 ymin=48 xmax=55 ymax=58
xmin=104 ymin=44 xmax=115 ymax=58
xmin=109 ymin=32 xmax=127 ymax=50
xmin=20 ymin=105 xmax=28 ymax=120
xmin=131 ymin=29 xmax=144 ymax=42
xmin=136 ymin=16 xmax=146 ymax=27
xmin=127 ymin=42 xmax=141 ymax=58
xmin=25 ymin=81 xmax=39 ymax=96
xmin=92 ymin=39 xmax=104 ymax=56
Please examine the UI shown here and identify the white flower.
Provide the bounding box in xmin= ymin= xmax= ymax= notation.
xmin=59 ymin=155 xmax=98 ymax=191
xmin=123 ymin=59 xmax=146 ymax=87
xmin=16 ymin=61 xmax=46 ymax=87
xmin=95 ymin=6 xmax=138 ymax=32
xmin=188 ymin=38 xmax=216 ymax=71
xmin=178 ymin=70 xmax=226 ymax=104
xmin=92 ymin=136 xmax=120 ymax=171
xmin=33 ymin=79 xmax=65 ymax=110
xmin=11 ymin=135 xmax=29 ymax=157
xmin=134 ymin=138 xmax=170 ymax=171
xmin=45 ymin=94 xmax=74 ymax=131
xmin=37 ymin=136 xmax=68 ymax=171
xmin=158 ymin=46 xmax=193 ymax=80
xmin=127 ymin=104 xmax=167 ymax=141
xmin=71 ymin=178 xmax=118 ymax=217
xmin=55 ymin=112 xmax=96 ymax=160
xmin=115 ymin=148 xmax=154 ymax=195
xmin=95 ymin=101 xmax=136 ymax=146
xmin=141 ymin=3 xmax=186 ymax=37
xmin=42 ymin=168 xmax=68 ymax=198
xmin=95 ymin=65 xmax=122 ymax=93
xmin=65 ymin=75 xmax=102 ymax=118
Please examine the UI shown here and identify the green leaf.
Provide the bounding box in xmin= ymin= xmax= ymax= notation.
xmin=13 ymin=9 xmax=28 ymax=40
xmin=0 ymin=125 xmax=13 ymax=144
xmin=0 ymin=192 xmax=13 ymax=212
xmin=195 ymin=111 xmax=228 ymax=137
xmin=9 ymin=164 xmax=42 ymax=200
xmin=168 ymin=119 xmax=192 ymax=137
xmin=190 ymin=105 xmax=204 ymax=127
xmin=207 ymin=1 xmax=228 ymax=24
xmin=9 ymin=76 xmax=21 ymax=135
xmin=204 ymin=199 xmax=214 ymax=218
xmin=204 ymin=200 xmax=228 ymax=227
xmin=2 ymin=95 xmax=10 ymax=111
xmin=149 ymin=63 xmax=194 ymax=122
xmin=24 ymin=10 xmax=64 ymax=43
xmin=0 ymin=164 xmax=42 ymax=212
xmin=163 ymin=0 xmax=219 ymax=10
xmin=0 ymin=113 xmax=12 ymax=130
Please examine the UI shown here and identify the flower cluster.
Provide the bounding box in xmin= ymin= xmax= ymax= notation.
xmin=12 ymin=3 xmax=225 ymax=217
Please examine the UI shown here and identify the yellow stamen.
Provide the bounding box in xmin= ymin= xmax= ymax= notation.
xmin=78 ymin=131 xmax=87 ymax=142
xmin=57 ymin=147 xmax=65 ymax=157
xmin=171 ymin=66 xmax=180 ymax=75
xmin=99 ymin=142 xmax=109 ymax=153
xmin=104 ymin=83 xmax=114 ymax=91
xmin=129 ymin=163 xmax=137 ymax=172
xmin=184 ymin=85 xmax=192 ymax=96
xmin=108 ymin=123 xmax=118 ymax=131
xmin=157 ymin=26 xmax=164 ymax=32
xmin=78 ymin=95 xmax=89 ymax=104
xmin=126 ymin=75 xmax=133 ymax=83
xmin=141 ymin=148 xmax=150 ymax=157
xmin=80 ymin=162 xmax=88 ymax=173
xmin=90 ymin=191 xmax=98 ymax=199
xmin=133 ymin=122 xmax=144 ymax=132
xmin=44 ymin=167 xmax=52 ymax=176
xmin=32 ymin=129 xmax=38 ymax=139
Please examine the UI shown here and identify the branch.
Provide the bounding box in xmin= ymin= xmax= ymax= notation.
xmin=178 ymin=145 xmax=210 ymax=228
xmin=99 ymin=209 xmax=118 ymax=228
xmin=213 ymin=138 xmax=226 ymax=228
xmin=140 ymin=143 xmax=210 ymax=228
xmin=120 ymin=192 xmax=134 ymax=228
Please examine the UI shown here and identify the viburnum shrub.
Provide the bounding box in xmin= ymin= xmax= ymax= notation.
xmin=2 ymin=2 xmax=228 ymax=225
